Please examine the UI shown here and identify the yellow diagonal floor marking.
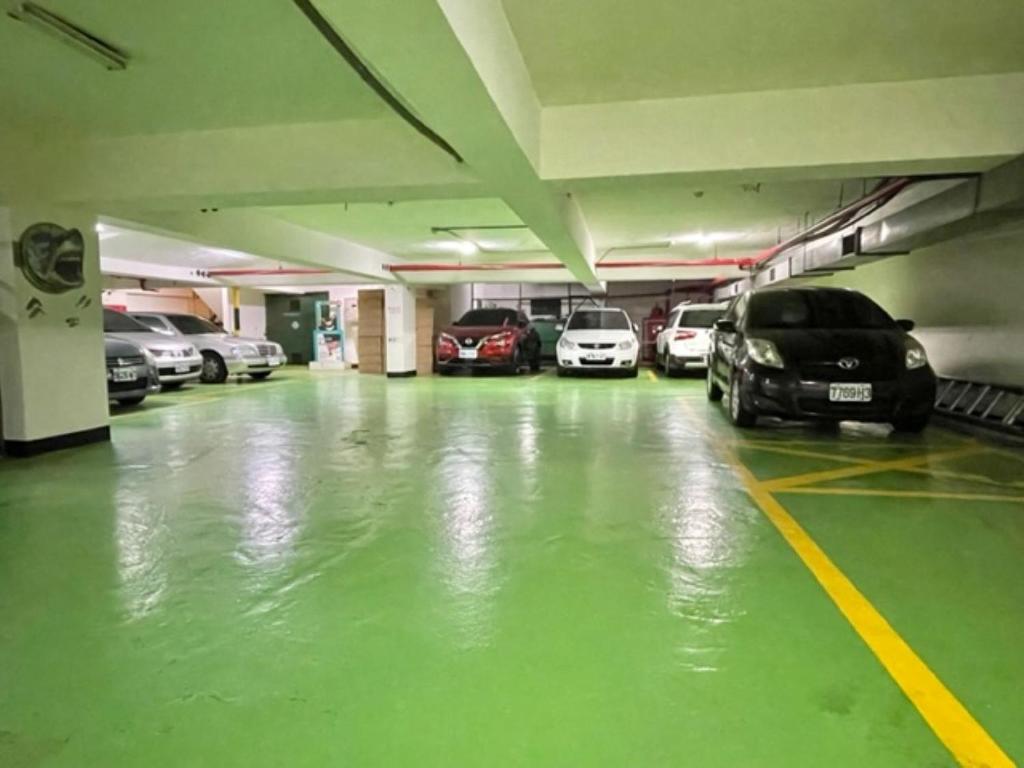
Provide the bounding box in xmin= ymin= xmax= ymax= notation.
xmin=679 ymin=400 xmax=1014 ymax=766
xmin=778 ymin=487 xmax=1024 ymax=504
xmin=729 ymin=453 xmax=1015 ymax=768
xmin=763 ymin=444 xmax=987 ymax=491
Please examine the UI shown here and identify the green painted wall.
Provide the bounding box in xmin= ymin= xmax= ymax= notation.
xmin=812 ymin=225 xmax=1024 ymax=385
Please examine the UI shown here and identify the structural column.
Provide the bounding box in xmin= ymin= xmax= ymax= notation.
xmin=385 ymin=285 xmax=417 ymax=377
xmin=0 ymin=205 xmax=109 ymax=456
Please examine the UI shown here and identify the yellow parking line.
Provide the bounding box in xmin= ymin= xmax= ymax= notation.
xmin=679 ymin=400 xmax=1013 ymax=766
xmin=763 ymin=444 xmax=986 ymax=491
xmin=728 ymin=454 xmax=1014 ymax=767
xmin=646 ymin=369 xmax=658 ymax=382
xmin=734 ymin=441 xmax=875 ymax=466
xmin=737 ymin=441 xmax=1022 ymax=490
xmin=777 ymin=486 xmax=1024 ymax=504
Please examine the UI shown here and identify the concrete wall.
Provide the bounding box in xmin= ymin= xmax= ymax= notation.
xmin=236 ymin=289 xmax=266 ymax=338
xmin=813 ymin=224 xmax=1024 ymax=387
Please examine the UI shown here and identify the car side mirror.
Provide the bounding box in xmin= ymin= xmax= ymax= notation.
xmin=632 ymin=322 xmax=639 ymax=333
xmin=554 ymin=323 xmax=564 ymax=332
xmin=714 ymin=319 xmax=736 ymax=333
xmin=896 ymin=319 xmax=915 ymax=332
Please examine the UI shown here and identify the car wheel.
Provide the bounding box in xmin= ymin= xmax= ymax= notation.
xmin=201 ymin=351 xmax=228 ymax=384
xmin=892 ymin=413 xmax=930 ymax=433
xmin=706 ymin=366 xmax=723 ymax=401
xmin=116 ymin=396 xmax=145 ymax=406
xmin=728 ymin=370 xmax=757 ymax=427
xmin=249 ymin=372 xmax=272 ymax=380
xmin=529 ymin=349 xmax=541 ymax=373
xmin=161 ymin=382 xmax=184 ymax=391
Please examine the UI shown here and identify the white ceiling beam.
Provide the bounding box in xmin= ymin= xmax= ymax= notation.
xmin=104 ymin=210 xmax=399 ymax=283
xmin=313 ymin=0 xmax=602 ymax=291
xmin=0 ymin=117 xmax=480 ymax=209
xmin=542 ymin=73 xmax=1024 ymax=182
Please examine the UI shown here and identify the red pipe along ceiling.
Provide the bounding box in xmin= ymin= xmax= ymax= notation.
xmin=386 ymin=257 xmax=758 ymax=272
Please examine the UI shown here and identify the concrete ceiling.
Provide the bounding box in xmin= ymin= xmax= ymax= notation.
xmin=264 ymin=198 xmax=526 ymax=258
xmin=502 ymin=0 xmax=1024 ymax=105
xmin=0 ymin=0 xmax=384 ymax=139
xmin=2 ymin=0 xmax=1023 ymax=289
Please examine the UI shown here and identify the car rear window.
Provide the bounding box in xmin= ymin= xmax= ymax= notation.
xmin=678 ymin=309 xmax=724 ymax=328
xmin=746 ymin=291 xmax=895 ymax=330
xmin=567 ymin=310 xmax=629 ymax=331
xmin=103 ymin=309 xmax=150 ymax=333
xmin=454 ymin=309 xmax=518 ymax=327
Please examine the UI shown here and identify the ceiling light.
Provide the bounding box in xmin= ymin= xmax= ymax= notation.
xmin=425 ymin=240 xmax=479 ymax=255
xmin=671 ymin=231 xmax=738 ymax=247
xmin=8 ymin=2 xmax=129 ymax=71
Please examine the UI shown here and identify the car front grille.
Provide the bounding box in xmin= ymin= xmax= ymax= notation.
xmin=579 ymin=358 xmax=615 ymax=365
xmin=578 ymin=342 xmax=616 ymax=350
xmin=256 ymin=343 xmax=276 ymax=356
xmin=107 ymin=356 xmax=145 ymax=366
xmin=798 ymin=360 xmax=896 ymax=382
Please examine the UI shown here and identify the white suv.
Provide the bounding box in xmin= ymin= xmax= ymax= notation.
xmin=556 ymin=307 xmax=639 ymax=377
xmin=655 ymin=302 xmax=727 ymax=376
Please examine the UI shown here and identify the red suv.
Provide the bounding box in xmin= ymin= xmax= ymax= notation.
xmin=436 ymin=308 xmax=542 ymax=374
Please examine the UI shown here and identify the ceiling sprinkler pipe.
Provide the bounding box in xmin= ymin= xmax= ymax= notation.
xmin=751 ymin=176 xmax=913 ymax=268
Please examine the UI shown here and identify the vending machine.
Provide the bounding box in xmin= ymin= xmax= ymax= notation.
xmin=310 ymin=300 xmax=347 ymax=369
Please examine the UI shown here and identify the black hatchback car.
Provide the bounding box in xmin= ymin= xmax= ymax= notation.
xmin=707 ymin=287 xmax=936 ymax=432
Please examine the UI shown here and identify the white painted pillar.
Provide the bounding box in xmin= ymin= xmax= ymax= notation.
xmin=384 ymin=285 xmax=417 ymax=377
xmin=0 ymin=205 xmax=108 ymax=456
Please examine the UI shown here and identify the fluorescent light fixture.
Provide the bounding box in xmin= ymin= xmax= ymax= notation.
xmin=8 ymin=2 xmax=129 ymax=71
xmin=204 ymin=247 xmax=253 ymax=261
xmin=671 ymin=231 xmax=739 ymax=247
xmin=425 ymin=239 xmax=479 ymax=256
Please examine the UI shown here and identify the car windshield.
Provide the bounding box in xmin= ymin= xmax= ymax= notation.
xmin=679 ymin=309 xmax=724 ymax=328
xmin=103 ymin=309 xmax=151 ymax=333
xmin=746 ymin=291 xmax=896 ymax=330
xmin=567 ymin=310 xmax=629 ymax=331
xmin=166 ymin=315 xmax=224 ymax=335
xmin=454 ymin=309 xmax=518 ymax=327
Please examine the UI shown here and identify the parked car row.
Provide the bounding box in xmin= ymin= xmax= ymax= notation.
xmin=103 ymin=309 xmax=286 ymax=407
xmin=435 ymin=286 xmax=937 ymax=433
xmin=436 ymin=306 xmax=642 ymax=377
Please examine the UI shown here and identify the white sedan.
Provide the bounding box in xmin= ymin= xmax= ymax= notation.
xmin=655 ymin=302 xmax=728 ymax=376
xmin=556 ymin=307 xmax=639 ymax=377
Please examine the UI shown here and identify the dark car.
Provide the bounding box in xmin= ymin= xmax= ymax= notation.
xmin=436 ymin=308 xmax=542 ymax=374
xmin=707 ymin=287 xmax=936 ymax=432
xmin=530 ymin=315 xmax=563 ymax=360
xmin=105 ymin=337 xmax=159 ymax=407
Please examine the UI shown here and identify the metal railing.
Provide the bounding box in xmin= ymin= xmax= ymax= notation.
xmin=935 ymin=377 xmax=1024 ymax=437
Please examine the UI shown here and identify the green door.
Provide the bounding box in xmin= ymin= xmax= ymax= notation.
xmin=265 ymin=292 xmax=328 ymax=365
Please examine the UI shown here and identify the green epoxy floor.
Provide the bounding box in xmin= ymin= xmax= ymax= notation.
xmin=1 ymin=369 xmax=1021 ymax=766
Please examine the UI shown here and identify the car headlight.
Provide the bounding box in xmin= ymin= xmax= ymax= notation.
xmin=618 ymin=339 xmax=635 ymax=350
xmin=558 ymin=337 xmax=575 ymax=350
xmin=230 ymin=346 xmax=244 ymax=358
xmin=746 ymin=338 xmax=785 ymax=369
xmin=905 ymin=340 xmax=928 ymax=370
